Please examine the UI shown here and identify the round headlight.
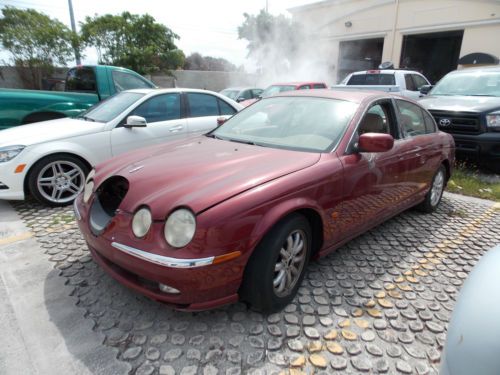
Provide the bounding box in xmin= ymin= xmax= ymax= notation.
xmin=164 ymin=209 xmax=196 ymax=248
xmin=132 ymin=207 xmax=152 ymax=238
xmin=83 ymin=180 xmax=94 ymax=203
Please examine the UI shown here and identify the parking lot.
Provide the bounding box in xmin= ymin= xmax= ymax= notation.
xmin=5 ymin=193 xmax=500 ymax=375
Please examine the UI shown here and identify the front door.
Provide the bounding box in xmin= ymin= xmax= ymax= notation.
xmin=110 ymin=93 xmax=187 ymax=156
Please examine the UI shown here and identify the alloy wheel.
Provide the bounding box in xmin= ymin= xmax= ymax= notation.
xmin=37 ymin=161 xmax=85 ymax=204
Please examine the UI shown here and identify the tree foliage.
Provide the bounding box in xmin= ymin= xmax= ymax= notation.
xmin=0 ymin=7 xmax=77 ymax=88
xmin=238 ymin=10 xmax=303 ymax=72
xmin=183 ymin=52 xmax=237 ymax=72
xmin=80 ymin=12 xmax=185 ymax=74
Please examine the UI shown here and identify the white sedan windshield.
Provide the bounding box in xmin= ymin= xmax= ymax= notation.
xmin=79 ymin=92 xmax=145 ymax=122
xmin=212 ymin=96 xmax=358 ymax=152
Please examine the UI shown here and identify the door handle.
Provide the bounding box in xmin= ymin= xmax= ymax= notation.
xmin=169 ymin=125 xmax=183 ymax=132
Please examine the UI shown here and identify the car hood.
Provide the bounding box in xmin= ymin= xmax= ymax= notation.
xmin=0 ymin=118 xmax=106 ymax=147
xmin=419 ymin=95 xmax=500 ymax=113
xmin=101 ymin=136 xmax=321 ymax=217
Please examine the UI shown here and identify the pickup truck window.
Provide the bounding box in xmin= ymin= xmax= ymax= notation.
xmin=347 ymin=74 xmax=396 ymax=85
xmin=396 ymin=100 xmax=427 ymax=137
xmin=66 ymin=67 xmax=96 ymax=92
xmin=412 ymin=74 xmax=429 ymax=90
xmin=112 ymin=70 xmax=154 ymax=92
xmin=404 ymin=74 xmax=417 ymax=91
xmin=80 ymin=92 xmax=145 ymax=123
xmin=131 ymin=93 xmax=181 ymax=123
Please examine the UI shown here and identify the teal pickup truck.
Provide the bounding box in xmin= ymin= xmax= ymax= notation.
xmin=0 ymin=65 xmax=157 ymax=130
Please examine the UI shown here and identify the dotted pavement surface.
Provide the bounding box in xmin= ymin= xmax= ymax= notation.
xmin=13 ymin=194 xmax=500 ymax=375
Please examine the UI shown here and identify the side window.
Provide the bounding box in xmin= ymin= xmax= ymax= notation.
xmin=405 ymin=74 xmax=417 ymax=91
xmin=218 ymin=98 xmax=236 ymax=116
xmin=240 ymin=90 xmax=252 ymax=100
xmin=112 ymin=71 xmax=152 ymax=92
xmin=423 ymin=110 xmax=437 ymax=133
xmin=298 ymin=85 xmax=311 ymax=90
xmin=131 ymin=94 xmax=180 ymax=123
xmin=66 ymin=68 xmax=96 ymax=92
xmin=412 ymin=74 xmax=429 ymax=90
xmin=252 ymin=89 xmax=263 ymax=98
xmin=313 ymin=83 xmax=326 ymax=89
xmin=187 ymin=93 xmax=219 ymax=117
xmin=396 ymin=100 xmax=426 ymax=137
xmin=358 ymin=104 xmax=391 ymax=135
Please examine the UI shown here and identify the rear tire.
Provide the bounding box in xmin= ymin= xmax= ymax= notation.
xmin=240 ymin=214 xmax=311 ymax=313
xmin=417 ymin=164 xmax=446 ymax=213
xmin=28 ymin=154 xmax=89 ymax=206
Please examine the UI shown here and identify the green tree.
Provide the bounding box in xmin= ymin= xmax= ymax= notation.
xmin=238 ymin=10 xmax=303 ymax=73
xmin=80 ymin=12 xmax=184 ymax=74
xmin=0 ymin=7 xmax=78 ymax=89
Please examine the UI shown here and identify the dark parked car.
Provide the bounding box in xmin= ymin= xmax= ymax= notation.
xmin=419 ymin=66 xmax=500 ymax=171
xmin=74 ymin=90 xmax=454 ymax=312
xmin=219 ymin=87 xmax=263 ymax=103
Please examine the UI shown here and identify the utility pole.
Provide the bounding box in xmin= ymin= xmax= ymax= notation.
xmin=68 ymin=0 xmax=81 ymax=65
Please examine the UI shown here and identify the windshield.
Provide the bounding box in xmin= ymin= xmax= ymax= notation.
xmin=212 ymin=96 xmax=358 ymax=153
xmin=431 ymin=71 xmax=500 ymax=97
xmin=261 ymin=85 xmax=296 ymax=98
xmin=220 ymin=89 xmax=240 ymax=100
xmin=78 ymin=92 xmax=145 ymax=122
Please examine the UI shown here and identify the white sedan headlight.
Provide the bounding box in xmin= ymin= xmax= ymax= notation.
xmin=0 ymin=145 xmax=25 ymax=163
xmin=132 ymin=207 xmax=153 ymax=238
xmin=164 ymin=209 xmax=196 ymax=248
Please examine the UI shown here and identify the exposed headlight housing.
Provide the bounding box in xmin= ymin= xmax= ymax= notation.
xmin=0 ymin=145 xmax=25 ymax=163
xmin=132 ymin=207 xmax=152 ymax=238
xmin=83 ymin=180 xmax=94 ymax=203
xmin=486 ymin=113 xmax=500 ymax=128
xmin=164 ymin=208 xmax=196 ymax=248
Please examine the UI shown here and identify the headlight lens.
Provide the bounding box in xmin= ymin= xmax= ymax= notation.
xmin=0 ymin=145 xmax=25 ymax=163
xmin=83 ymin=180 xmax=94 ymax=203
xmin=132 ymin=207 xmax=152 ymax=238
xmin=486 ymin=114 xmax=500 ymax=128
xmin=164 ymin=209 xmax=196 ymax=248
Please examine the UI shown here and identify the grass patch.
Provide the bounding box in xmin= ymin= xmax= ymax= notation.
xmin=447 ymin=164 xmax=500 ymax=201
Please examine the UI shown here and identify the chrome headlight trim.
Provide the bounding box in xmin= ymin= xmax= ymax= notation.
xmin=164 ymin=208 xmax=196 ymax=248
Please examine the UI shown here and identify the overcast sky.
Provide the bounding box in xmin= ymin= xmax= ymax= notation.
xmin=0 ymin=0 xmax=320 ymax=67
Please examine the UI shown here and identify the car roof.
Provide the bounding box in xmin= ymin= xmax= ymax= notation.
xmin=350 ymin=69 xmax=422 ymax=75
xmin=269 ymin=88 xmax=388 ymax=103
xmin=127 ymin=88 xmax=228 ymax=95
xmin=271 ymin=82 xmax=326 ymax=86
xmin=221 ymin=87 xmax=261 ymax=91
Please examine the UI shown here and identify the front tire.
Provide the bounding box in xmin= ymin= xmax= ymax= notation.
xmin=418 ymin=164 xmax=446 ymax=213
xmin=28 ymin=154 xmax=89 ymax=206
xmin=240 ymin=214 xmax=312 ymax=313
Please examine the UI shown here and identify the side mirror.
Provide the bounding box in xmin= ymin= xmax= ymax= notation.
xmin=236 ymin=97 xmax=246 ymax=103
xmin=358 ymin=133 xmax=394 ymax=153
xmin=125 ymin=115 xmax=147 ymax=128
xmin=419 ymin=85 xmax=433 ymax=95
xmin=217 ymin=117 xmax=227 ymax=126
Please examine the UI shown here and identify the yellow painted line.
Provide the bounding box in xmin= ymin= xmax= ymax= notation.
xmin=0 ymin=232 xmax=32 ymax=246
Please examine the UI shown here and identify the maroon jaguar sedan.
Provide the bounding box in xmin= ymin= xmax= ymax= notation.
xmin=74 ymin=90 xmax=454 ymax=312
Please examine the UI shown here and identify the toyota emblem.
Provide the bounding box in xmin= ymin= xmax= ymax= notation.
xmin=439 ymin=118 xmax=451 ymax=127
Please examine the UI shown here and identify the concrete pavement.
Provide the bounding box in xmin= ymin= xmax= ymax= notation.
xmin=0 ymin=201 xmax=130 ymax=375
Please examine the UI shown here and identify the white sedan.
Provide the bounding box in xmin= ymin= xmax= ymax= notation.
xmin=0 ymin=88 xmax=242 ymax=206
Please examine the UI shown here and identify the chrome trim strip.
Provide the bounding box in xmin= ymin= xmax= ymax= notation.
xmin=73 ymin=198 xmax=81 ymax=221
xmin=111 ymin=242 xmax=214 ymax=268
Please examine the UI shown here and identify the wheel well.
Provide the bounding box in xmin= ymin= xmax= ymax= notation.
xmin=23 ymin=152 xmax=92 ymax=196
xmin=296 ymin=208 xmax=324 ymax=258
xmin=442 ymin=159 xmax=451 ymax=181
xmin=22 ymin=111 xmax=66 ymax=124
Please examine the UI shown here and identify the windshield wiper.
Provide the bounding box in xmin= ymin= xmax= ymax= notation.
xmin=227 ymin=138 xmax=262 ymax=146
xmin=80 ymin=115 xmax=95 ymax=122
xmin=205 ymin=133 xmax=222 ymax=139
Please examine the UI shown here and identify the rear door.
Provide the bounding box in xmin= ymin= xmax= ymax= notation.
xmin=110 ymin=93 xmax=186 ymax=155
xmin=185 ymin=92 xmax=237 ymax=134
